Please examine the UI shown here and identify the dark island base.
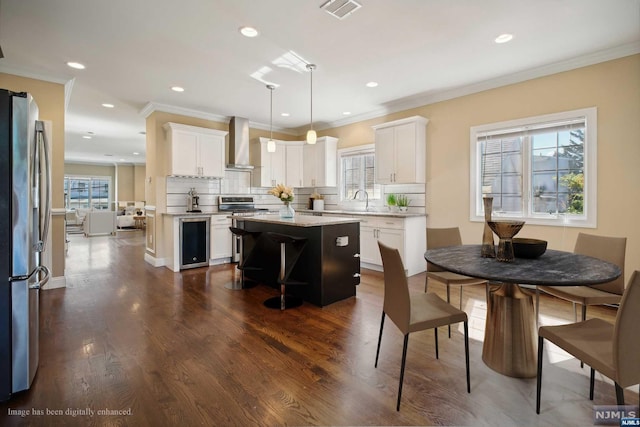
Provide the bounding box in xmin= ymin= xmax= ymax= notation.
xmin=240 ymin=220 xmax=360 ymax=307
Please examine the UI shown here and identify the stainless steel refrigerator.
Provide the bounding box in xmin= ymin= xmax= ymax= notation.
xmin=0 ymin=89 xmax=51 ymax=401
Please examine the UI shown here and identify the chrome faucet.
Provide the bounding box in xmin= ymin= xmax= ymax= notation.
xmin=353 ymin=189 xmax=369 ymax=210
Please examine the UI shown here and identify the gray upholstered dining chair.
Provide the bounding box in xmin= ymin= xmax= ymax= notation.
xmin=426 ymin=227 xmax=488 ymax=337
xmin=536 ymin=270 xmax=640 ymax=413
xmin=376 ymin=241 xmax=470 ymax=411
xmin=536 ymin=233 xmax=626 ymax=326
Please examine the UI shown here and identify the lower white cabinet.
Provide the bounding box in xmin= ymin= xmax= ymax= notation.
xmin=324 ymin=213 xmax=426 ymax=276
xmin=210 ymin=215 xmax=232 ymax=260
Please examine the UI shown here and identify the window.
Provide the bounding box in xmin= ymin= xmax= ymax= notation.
xmin=338 ymin=144 xmax=381 ymax=200
xmin=64 ymin=176 xmax=112 ymax=210
xmin=469 ymin=107 xmax=597 ymax=227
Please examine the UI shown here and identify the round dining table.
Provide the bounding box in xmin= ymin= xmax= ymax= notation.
xmin=425 ymin=244 xmax=621 ymax=378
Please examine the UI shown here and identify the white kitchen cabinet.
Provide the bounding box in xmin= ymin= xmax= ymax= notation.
xmin=250 ymin=137 xmax=289 ymax=187
xmin=373 ymin=116 xmax=428 ymax=184
xmin=322 ymin=213 xmax=426 ymax=276
xmin=164 ymin=122 xmax=227 ymax=178
xmin=210 ymin=215 xmax=232 ymax=261
xmin=303 ymin=136 xmax=338 ymax=187
xmin=286 ymin=143 xmax=305 ymax=188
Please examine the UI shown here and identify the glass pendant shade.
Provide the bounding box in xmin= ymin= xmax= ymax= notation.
xmin=267 ymin=139 xmax=276 ymax=152
xmin=306 ymin=129 xmax=317 ymax=145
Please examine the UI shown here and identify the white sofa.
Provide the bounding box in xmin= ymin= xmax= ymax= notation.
xmin=83 ymin=211 xmax=116 ymax=236
xmin=116 ymin=206 xmax=139 ymax=229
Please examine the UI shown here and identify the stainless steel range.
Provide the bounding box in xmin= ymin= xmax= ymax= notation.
xmin=218 ymin=196 xmax=268 ymax=262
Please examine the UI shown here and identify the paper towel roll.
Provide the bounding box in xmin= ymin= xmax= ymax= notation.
xmin=313 ymin=199 xmax=324 ymax=211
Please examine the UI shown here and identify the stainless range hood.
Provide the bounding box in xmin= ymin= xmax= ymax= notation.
xmin=227 ymin=117 xmax=254 ymax=170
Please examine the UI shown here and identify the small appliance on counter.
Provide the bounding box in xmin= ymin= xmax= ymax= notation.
xmin=186 ymin=188 xmax=201 ymax=213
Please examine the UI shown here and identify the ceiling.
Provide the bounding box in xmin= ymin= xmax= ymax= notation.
xmin=1 ymin=0 xmax=638 ymax=165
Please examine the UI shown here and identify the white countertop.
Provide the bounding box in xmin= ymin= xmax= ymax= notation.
xmin=239 ymin=214 xmax=360 ymax=227
xmin=296 ymin=208 xmax=427 ymax=218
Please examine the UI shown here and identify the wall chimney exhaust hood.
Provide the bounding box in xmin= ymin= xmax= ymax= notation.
xmin=227 ymin=117 xmax=254 ymax=170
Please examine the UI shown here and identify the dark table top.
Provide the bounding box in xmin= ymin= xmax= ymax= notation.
xmin=425 ymin=244 xmax=621 ymax=286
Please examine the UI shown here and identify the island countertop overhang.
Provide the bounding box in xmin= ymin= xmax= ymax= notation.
xmin=239 ymin=214 xmax=359 ymax=227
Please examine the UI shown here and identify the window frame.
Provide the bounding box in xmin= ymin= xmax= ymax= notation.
xmin=469 ymin=107 xmax=597 ymax=228
xmin=338 ymin=144 xmax=381 ymax=201
xmin=64 ymin=175 xmax=113 ymax=211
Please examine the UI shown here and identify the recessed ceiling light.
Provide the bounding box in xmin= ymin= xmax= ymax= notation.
xmin=343 ymin=111 xmax=351 ymax=115
xmin=366 ymin=81 xmax=378 ymax=88
xmin=171 ymin=86 xmax=185 ymax=92
xmin=133 ymin=152 xmax=140 ymax=155
xmin=495 ymin=33 xmax=514 ymax=44
xmin=82 ymin=136 xmax=92 ymax=139
xmin=119 ymin=159 xmax=125 ymax=162
xmin=281 ymin=113 xmax=290 ymax=117
xmin=239 ymin=26 xmax=259 ymax=38
xmin=102 ymin=103 xmax=114 ymax=108
xmin=67 ymin=61 xmax=85 ymax=70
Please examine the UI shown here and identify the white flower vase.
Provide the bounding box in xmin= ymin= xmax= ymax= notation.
xmin=280 ymin=202 xmax=295 ymax=218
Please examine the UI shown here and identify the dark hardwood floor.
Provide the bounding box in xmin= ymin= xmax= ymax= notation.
xmin=0 ymin=231 xmax=637 ymax=426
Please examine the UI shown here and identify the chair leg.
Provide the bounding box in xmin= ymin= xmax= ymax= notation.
xmin=375 ymin=312 xmax=385 ymax=368
xmin=424 ymin=275 xmax=428 ymax=293
xmin=589 ymin=368 xmax=595 ymax=400
xmin=459 ymin=286 xmax=463 ymax=310
xmin=434 ymin=327 xmax=439 ymax=359
xmin=573 ymin=302 xmax=578 ymax=323
xmin=535 ymin=287 xmax=540 ymax=330
xmin=397 ymin=334 xmax=409 ymax=411
xmin=536 ymin=335 xmax=544 ymax=414
xmin=464 ymin=321 xmax=470 ymax=393
xmin=579 ymin=304 xmax=587 ymax=368
xmin=615 ymin=383 xmax=625 ymax=405
xmin=446 ymin=285 xmax=451 ymax=338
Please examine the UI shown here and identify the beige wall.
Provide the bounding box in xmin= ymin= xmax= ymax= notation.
xmin=324 ymin=54 xmax=640 ymax=283
xmin=134 ymin=164 xmax=146 ymax=201
xmin=0 ymin=73 xmax=66 ymax=277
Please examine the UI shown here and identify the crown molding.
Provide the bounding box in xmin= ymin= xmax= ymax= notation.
xmin=0 ymin=64 xmax=76 ymax=112
xmin=140 ymin=101 xmax=297 ymax=135
xmin=325 ymin=42 xmax=640 ymax=130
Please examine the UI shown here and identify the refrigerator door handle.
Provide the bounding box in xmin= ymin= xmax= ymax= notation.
xmin=9 ymin=265 xmax=50 ymax=289
xmin=34 ymin=121 xmax=51 ymax=252
xmin=29 ymin=265 xmax=50 ymax=290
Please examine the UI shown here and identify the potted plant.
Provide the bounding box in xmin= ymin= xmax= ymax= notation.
xmin=386 ymin=193 xmax=397 ymax=211
xmin=396 ymin=194 xmax=411 ymax=212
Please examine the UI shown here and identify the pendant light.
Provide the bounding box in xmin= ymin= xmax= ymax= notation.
xmin=266 ymin=84 xmax=276 ymax=153
xmin=306 ymin=63 xmax=317 ymax=144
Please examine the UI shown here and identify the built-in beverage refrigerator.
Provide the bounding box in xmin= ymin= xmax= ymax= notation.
xmin=0 ymin=89 xmax=51 ymax=401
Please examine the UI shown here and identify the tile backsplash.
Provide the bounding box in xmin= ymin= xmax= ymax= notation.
xmin=165 ymin=170 xmax=426 ymax=214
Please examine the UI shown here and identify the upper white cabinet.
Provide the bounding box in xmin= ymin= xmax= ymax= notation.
xmin=285 ymin=142 xmax=304 ymax=188
xmin=373 ymin=116 xmax=428 ymax=184
xmin=303 ymin=136 xmax=338 ymax=187
xmin=250 ymin=137 xmax=287 ymax=187
xmin=163 ymin=122 xmax=227 ymax=178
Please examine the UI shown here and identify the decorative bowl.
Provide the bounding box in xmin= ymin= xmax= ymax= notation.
xmin=513 ymin=238 xmax=547 ymax=259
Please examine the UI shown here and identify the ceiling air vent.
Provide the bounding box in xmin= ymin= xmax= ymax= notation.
xmin=320 ymin=0 xmax=362 ymax=20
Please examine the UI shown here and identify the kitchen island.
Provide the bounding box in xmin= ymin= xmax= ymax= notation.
xmin=238 ymin=214 xmax=360 ymax=307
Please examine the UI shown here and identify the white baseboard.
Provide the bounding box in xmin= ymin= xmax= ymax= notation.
xmin=144 ymin=253 xmax=166 ymax=267
xmin=209 ymin=257 xmax=232 ymax=266
xmin=44 ymin=275 xmax=66 ymax=290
